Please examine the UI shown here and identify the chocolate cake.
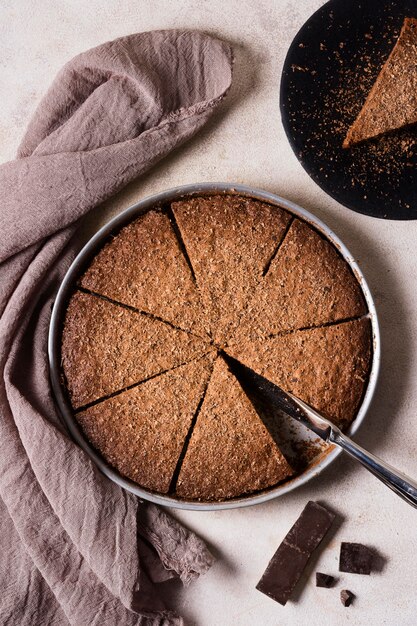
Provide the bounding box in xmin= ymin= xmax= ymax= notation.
xmin=61 ymin=291 xmax=210 ymax=409
xmin=176 ymin=357 xmax=294 ymax=500
xmin=171 ymin=195 xmax=291 ymax=344
xmin=231 ymin=218 xmax=366 ymax=343
xmin=77 ymin=353 xmax=215 ymax=493
xmin=344 ymin=18 xmax=417 ymax=148
xmin=79 ymin=210 xmax=209 ymax=338
xmin=61 ymin=193 xmax=372 ymax=502
xmin=226 ymin=318 xmax=371 ymax=429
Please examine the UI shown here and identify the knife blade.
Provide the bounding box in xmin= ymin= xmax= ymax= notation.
xmin=224 ymin=355 xmax=417 ymax=509
xmin=224 ymin=355 xmax=333 ymax=441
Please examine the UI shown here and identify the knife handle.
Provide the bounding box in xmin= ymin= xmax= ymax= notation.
xmin=329 ymin=427 xmax=417 ymax=509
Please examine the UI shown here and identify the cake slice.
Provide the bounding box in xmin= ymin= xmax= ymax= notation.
xmin=230 ymin=219 xmax=366 ymax=345
xmin=79 ymin=210 xmax=209 ymax=338
xmin=226 ymin=318 xmax=372 ymax=429
xmin=343 ymin=18 xmax=417 ymax=148
xmin=171 ymin=195 xmax=291 ymax=345
xmin=76 ymin=353 xmax=215 ymax=493
xmin=176 ymin=356 xmax=294 ymax=500
xmin=61 ymin=291 xmax=211 ymax=408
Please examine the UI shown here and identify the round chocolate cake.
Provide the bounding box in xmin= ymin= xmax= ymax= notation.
xmin=61 ymin=194 xmax=371 ymax=501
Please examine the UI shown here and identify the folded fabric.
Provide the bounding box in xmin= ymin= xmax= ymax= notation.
xmin=0 ymin=30 xmax=233 ymax=625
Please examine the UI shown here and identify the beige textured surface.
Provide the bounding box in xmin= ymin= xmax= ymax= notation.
xmin=176 ymin=356 xmax=294 ymax=500
xmin=77 ymin=353 xmax=215 ymax=493
xmin=2 ymin=1 xmax=417 ymax=623
xmin=61 ymin=290 xmax=210 ymax=408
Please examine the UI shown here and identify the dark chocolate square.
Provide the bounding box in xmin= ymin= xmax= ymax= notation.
xmin=256 ymin=545 xmax=310 ymax=606
xmin=339 ymin=542 xmax=374 ymax=575
xmin=340 ymin=589 xmax=355 ymax=607
xmin=315 ymin=572 xmax=335 ymax=588
xmin=256 ymin=501 xmax=335 ymax=605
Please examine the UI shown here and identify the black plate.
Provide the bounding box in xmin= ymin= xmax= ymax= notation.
xmin=280 ymin=0 xmax=417 ymax=219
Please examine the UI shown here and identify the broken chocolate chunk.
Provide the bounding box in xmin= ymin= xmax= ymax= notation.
xmin=315 ymin=572 xmax=335 ymax=588
xmin=256 ymin=501 xmax=335 ymax=606
xmin=340 ymin=589 xmax=355 ymax=607
xmin=339 ymin=542 xmax=374 ymax=575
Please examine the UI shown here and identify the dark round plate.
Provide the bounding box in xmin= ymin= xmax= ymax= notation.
xmin=280 ymin=0 xmax=417 ymax=219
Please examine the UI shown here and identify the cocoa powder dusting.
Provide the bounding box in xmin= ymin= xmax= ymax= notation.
xmin=282 ymin=6 xmax=417 ymax=217
xmin=304 ymin=21 xmax=417 ymax=188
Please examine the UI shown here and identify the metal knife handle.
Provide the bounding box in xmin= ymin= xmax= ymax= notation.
xmin=329 ymin=427 xmax=417 ymax=509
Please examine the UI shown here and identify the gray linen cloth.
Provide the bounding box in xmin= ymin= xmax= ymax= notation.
xmin=0 ymin=30 xmax=233 ymax=625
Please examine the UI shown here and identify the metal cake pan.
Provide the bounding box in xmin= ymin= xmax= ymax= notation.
xmin=48 ymin=182 xmax=380 ymax=511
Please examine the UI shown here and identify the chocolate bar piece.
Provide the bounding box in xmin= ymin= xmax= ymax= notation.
xmin=256 ymin=501 xmax=335 ymax=606
xmin=339 ymin=542 xmax=374 ymax=575
xmin=340 ymin=589 xmax=355 ymax=607
xmin=315 ymin=572 xmax=335 ymax=588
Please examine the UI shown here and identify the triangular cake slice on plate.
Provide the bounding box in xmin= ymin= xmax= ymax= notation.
xmin=61 ymin=291 xmax=211 ymax=408
xmin=226 ymin=318 xmax=372 ymax=429
xmin=171 ymin=195 xmax=291 ymax=345
xmin=229 ymin=219 xmax=366 ymax=345
xmin=76 ymin=353 xmax=215 ymax=493
xmin=343 ymin=18 xmax=417 ymax=148
xmin=79 ymin=210 xmax=209 ymax=338
xmin=176 ymin=356 xmax=294 ymax=500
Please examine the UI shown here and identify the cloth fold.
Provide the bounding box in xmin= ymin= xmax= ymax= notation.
xmin=0 ymin=30 xmax=233 ymax=625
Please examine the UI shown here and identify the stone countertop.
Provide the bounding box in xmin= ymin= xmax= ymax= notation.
xmin=1 ymin=1 xmax=416 ymax=624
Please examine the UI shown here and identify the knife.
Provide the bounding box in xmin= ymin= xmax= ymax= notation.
xmin=226 ymin=356 xmax=417 ymax=509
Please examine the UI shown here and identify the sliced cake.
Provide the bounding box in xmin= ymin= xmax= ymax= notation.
xmin=61 ymin=192 xmax=373 ymax=502
xmin=343 ymin=18 xmax=417 ymax=148
xmin=171 ymin=195 xmax=291 ymax=345
xmin=226 ymin=318 xmax=372 ymax=429
xmin=79 ymin=210 xmax=209 ymax=338
xmin=176 ymin=357 xmax=294 ymax=500
xmin=230 ymin=219 xmax=366 ymax=344
xmin=61 ymin=290 xmax=211 ymax=408
xmin=76 ymin=353 xmax=215 ymax=493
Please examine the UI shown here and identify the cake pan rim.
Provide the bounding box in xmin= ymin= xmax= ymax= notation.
xmin=48 ymin=181 xmax=380 ymax=511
